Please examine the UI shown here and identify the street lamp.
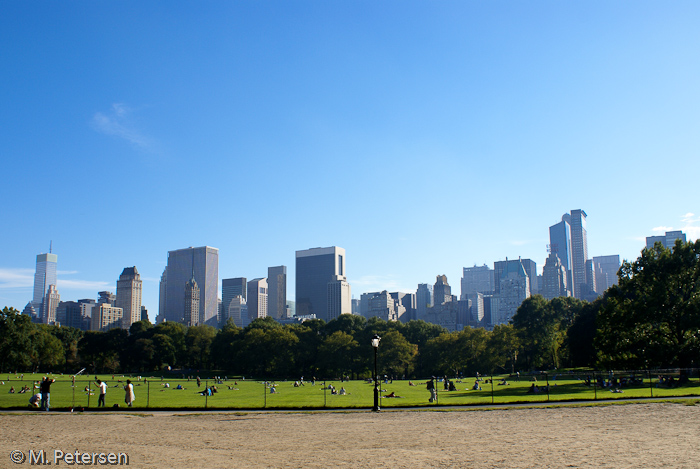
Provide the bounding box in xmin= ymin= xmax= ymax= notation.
xmin=371 ymin=334 xmax=381 ymax=412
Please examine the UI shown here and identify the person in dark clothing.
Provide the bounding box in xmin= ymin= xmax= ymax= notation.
xmin=40 ymin=377 xmax=55 ymax=411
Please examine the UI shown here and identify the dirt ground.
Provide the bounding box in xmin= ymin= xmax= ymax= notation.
xmin=2 ymin=403 xmax=699 ymax=468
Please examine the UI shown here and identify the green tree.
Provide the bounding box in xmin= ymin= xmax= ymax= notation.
xmin=185 ymin=324 xmax=217 ymax=369
xmin=376 ymin=330 xmax=417 ymax=378
xmin=0 ymin=307 xmax=34 ymax=372
xmin=596 ymin=240 xmax=700 ymax=368
xmin=486 ymin=324 xmax=520 ymax=374
xmin=317 ymin=331 xmax=359 ymax=378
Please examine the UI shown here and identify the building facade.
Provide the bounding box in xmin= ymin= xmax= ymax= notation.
xmin=569 ymin=209 xmax=589 ymax=299
xmin=159 ymin=246 xmax=219 ymax=326
xmin=461 ymin=265 xmax=495 ymax=298
xmin=247 ymin=278 xmax=268 ymax=323
xmin=116 ymin=267 xmax=143 ymax=329
xmin=31 ymin=252 xmax=58 ymax=320
xmin=267 ymin=266 xmax=287 ymax=320
xmin=646 ymin=230 xmax=687 ymax=250
xmin=295 ymin=246 xmax=348 ymax=322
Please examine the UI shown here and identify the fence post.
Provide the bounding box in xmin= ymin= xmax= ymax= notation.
xmin=87 ymin=380 xmax=90 ymax=408
xmin=545 ymin=372 xmax=550 ymax=402
xmin=147 ymin=380 xmax=150 ymax=408
xmin=490 ymin=373 xmax=494 ymax=404
xmin=593 ymin=371 xmax=597 ymax=400
xmin=205 ymin=380 xmax=208 ymax=409
xmin=648 ymin=369 xmax=654 ymax=398
xmin=264 ymin=381 xmax=267 ymax=408
xmin=324 ymin=381 xmax=327 ymax=408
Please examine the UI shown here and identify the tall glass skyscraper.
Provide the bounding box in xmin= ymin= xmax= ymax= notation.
xmin=32 ymin=252 xmax=58 ymax=319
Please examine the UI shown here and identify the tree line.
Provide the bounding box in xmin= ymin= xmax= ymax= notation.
xmin=2 ymin=240 xmax=699 ymax=378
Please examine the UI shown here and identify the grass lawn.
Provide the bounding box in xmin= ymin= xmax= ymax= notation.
xmin=2 ymin=372 xmax=698 ymax=410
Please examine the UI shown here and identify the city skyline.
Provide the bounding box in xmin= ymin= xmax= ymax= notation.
xmin=2 ymin=3 xmax=699 ymax=319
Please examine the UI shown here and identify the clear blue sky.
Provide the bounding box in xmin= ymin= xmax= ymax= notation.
xmin=2 ymin=1 xmax=699 ymax=320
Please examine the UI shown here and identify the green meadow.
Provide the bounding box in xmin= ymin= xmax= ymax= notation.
xmin=2 ymin=372 xmax=699 ymax=410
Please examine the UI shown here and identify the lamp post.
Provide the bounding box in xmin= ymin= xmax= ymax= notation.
xmin=371 ymin=334 xmax=381 ymax=412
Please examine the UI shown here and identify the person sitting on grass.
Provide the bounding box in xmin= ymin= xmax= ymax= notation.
xmin=472 ymin=381 xmax=481 ymax=391
xmin=408 ymin=381 xmax=416 ymax=386
xmin=9 ymin=386 xmax=15 ymax=393
xmin=270 ymin=386 xmax=277 ymax=394
xmin=339 ymin=387 xmax=347 ymax=395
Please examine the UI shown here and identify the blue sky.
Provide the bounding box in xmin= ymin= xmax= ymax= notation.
xmin=2 ymin=1 xmax=699 ymax=319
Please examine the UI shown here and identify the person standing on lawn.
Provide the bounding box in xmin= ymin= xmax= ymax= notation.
xmin=96 ymin=379 xmax=108 ymax=407
xmin=40 ymin=376 xmax=55 ymax=411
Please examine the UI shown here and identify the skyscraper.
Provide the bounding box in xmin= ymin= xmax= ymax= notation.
xmin=267 ymin=266 xmax=287 ymax=320
xmin=549 ymin=217 xmax=573 ymax=296
xmin=415 ymin=284 xmax=433 ymax=321
xmin=461 ymin=265 xmax=494 ymax=298
xmin=593 ymin=255 xmax=620 ymax=293
xmin=494 ymin=259 xmax=537 ymax=295
xmin=569 ymin=209 xmax=589 ymax=300
xmin=496 ymin=260 xmax=530 ymax=326
xmin=32 ymin=252 xmax=58 ymax=320
xmin=247 ymin=278 xmax=268 ymax=323
xmin=327 ymin=277 xmax=351 ymax=321
xmin=160 ymin=246 xmax=219 ymax=326
xmin=42 ymin=284 xmax=60 ymax=325
xmin=542 ymin=252 xmax=569 ymax=300
xmin=183 ymin=276 xmax=200 ymax=326
xmin=116 ymin=267 xmax=143 ymax=329
xmin=433 ymin=275 xmax=452 ymax=306
xmin=221 ymin=277 xmax=247 ymax=326
xmin=295 ymin=246 xmax=348 ymax=322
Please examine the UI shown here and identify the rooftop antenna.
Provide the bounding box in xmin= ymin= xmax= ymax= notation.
xmin=50 ymin=240 xmax=52 ymax=254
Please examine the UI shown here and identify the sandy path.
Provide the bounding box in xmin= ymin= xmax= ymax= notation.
xmin=2 ymin=403 xmax=699 ymax=468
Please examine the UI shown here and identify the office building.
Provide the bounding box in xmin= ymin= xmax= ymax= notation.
xmin=295 ymin=246 xmax=348 ymax=322
xmin=360 ymin=292 xmax=381 ymax=318
xmin=78 ymin=299 xmax=96 ymax=331
xmin=247 ymin=278 xmax=268 ymax=323
xmin=327 ymin=277 xmax=352 ymax=321
xmin=225 ymin=296 xmax=248 ymax=328
xmin=646 ymin=230 xmax=687 ymax=250
xmin=593 ymin=255 xmax=620 ymax=293
xmin=92 ymin=303 xmax=124 ymax=331
xmin=390 ymin=292 xmax=415 ymax=322
xmin=569 ymin=209 xmax=589 ymax=299
xmin=42 ymin=284 xmax=60 ymax=325
xmin=367 ymin=291 xmax=397 ymax=321
xmin=461 ymin=265 xmax=495 ymax=298
xmin=116 ymin=267 xmax=143 ymax=329
xmin=221 ymin=277 xmax=247 ymax=325
xmin=542 ymin=252 xmax=569 ymax=300
xmin=32 ymin=252 xmax=58 ymax=320
xmin=549 ymin=217 xmax=573 ymax=296
xmin=267 ymin=266 xmax=287 ymax=320
xmin=159 ymin=246 xmax=219 ymax=326
xmin=433 ymin=275 xmax=452 ymax=306
xmin=140 ymin=306 xmax=149 ymax=322
xmin=183 ymin=275 xmax=200 ymax=326
xmin=494 ymin=259 xmax=537 ymax=295
xmin=495 ymin=259 xmax=531 ymax=326
xmin=416 ymin=284 xmax=433 ymax=321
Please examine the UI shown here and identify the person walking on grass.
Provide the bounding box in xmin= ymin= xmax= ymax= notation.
xmin=96 ymin=379 xmax=108 ymax=407
xmin=124 ymin=379 xmax=135 ymax=407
